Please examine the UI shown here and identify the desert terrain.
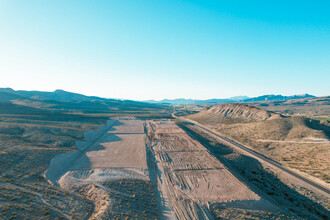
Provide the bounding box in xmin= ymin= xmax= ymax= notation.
xmin=185 ymin=103 xmax=330 ymax=184
xmin=1 ymin=90 xmax=329 ymax=219
xmin=0 ymin=90 xmax=168 ymax=219
xmin=46 ymin=119 xmax=158 ymax=219
xmin=248 ymin=96 xmax=330 ymax=118
xmin=1 ymin=0 xmax=328 ymax=218
xmin=145 ymin=120 xmax=292 ymax=219
xmin=0 ymin=112 xmax=109 ymax=219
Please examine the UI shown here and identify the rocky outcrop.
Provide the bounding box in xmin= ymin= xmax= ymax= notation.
xmin=188 ymin=103 xmax=283 ymax=122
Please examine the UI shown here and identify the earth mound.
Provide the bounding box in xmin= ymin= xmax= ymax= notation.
xmin=187 ymin=103 xmax=283 ymax=124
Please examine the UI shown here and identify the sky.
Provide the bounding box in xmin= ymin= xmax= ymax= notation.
xmin=0 ymin=0 xmax=329 ymax=100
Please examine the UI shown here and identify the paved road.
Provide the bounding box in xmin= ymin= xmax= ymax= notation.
xmin=172 ymin=113 xmax=330 ymax=196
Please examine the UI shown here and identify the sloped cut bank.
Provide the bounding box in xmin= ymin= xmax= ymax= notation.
xmin=45 ymin=119 xmax=159 ymax=219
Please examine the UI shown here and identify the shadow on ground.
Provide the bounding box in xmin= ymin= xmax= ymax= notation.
xmin=46 ymin=120 xmax=124 ymax=184
xmin=178 ymin=122 xmax=329 ymax=220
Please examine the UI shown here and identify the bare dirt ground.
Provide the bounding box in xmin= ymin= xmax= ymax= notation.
xmin=46 ymin=119 xmax=159 ymax=219
xmin=146 ymin=120 xmax=290 ymax=219
xmin=0 ymin=113 xmax=108 ymax=219
xmin=186 ymin=105 xmax=330 ymax=185
xmin=178 ymin=122 xmax=330 ymax=219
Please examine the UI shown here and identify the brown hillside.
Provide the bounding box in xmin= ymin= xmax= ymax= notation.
xmin=186 ymin=103 xmax=283 ymax=124
xmin=211 ymin=117 xmax=330 ymax=183
xmin=185 ymin=104 xmax=330 ymax=184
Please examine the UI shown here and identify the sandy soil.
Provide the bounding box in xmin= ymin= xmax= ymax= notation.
xmin=186 ymin=110 xmax=330 ymax=186
xmin=46 ymin=119 xmax=158 ymax=219
xmin=146 ymin=120 xmax=282 ymax=219
xmin=179 ymin=120 xmax=329 ymax=219
xmin=46 ymin=120 xmax=147 ymax=183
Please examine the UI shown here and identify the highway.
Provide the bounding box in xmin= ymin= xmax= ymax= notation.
xmin=172 ymin=113 xmax=330 ymax=196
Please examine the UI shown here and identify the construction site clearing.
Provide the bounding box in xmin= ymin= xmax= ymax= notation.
xmin=43 ymin=118 xmax=304 ymax=219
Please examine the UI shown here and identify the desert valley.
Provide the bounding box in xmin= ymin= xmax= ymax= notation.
xmin=0 ymin=88 xmax=329 ymax=219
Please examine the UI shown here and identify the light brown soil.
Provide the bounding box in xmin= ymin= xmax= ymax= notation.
xmin=178 ymin=122 xmax=330 ymax=219
xmin=0 ymin=113 xmax=107 ymax=219
xmin=46 ymin=119 xmax=159 ymax=219
xmin=187 ymin=103 xmax=282 ymax=124
xmin=146 ymin=120 xmax=284 ymax=219
xmin=186 ymin=105 xmax=330 ymax=184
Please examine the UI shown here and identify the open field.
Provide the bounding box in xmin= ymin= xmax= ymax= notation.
xmin=1 ymin=94 xmax=329 ymax=219
xmin=145 ymin=120 xmax=294 ymax=219
xmin=47 ymin=120 xmax=147 ymax=183
xmin=1 ymin=114 xmax=157 ymax=219
xmin=177 ymin=121 xmax=330 ymax=219
xmin=46 ymin=119 xmax=159 ymax=219
xmin=0 ymin=93 xmax=169 ymax=219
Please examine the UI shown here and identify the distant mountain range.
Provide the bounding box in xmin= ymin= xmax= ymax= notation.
xmin=0 ymin=88 xmax=165 ymax=114
xmin=0 ymin=88 xmax=316 ymax=109
xmin=145 ymin=96 xmax=250 ymax=105
xmin=243 ymin=94 xmax=315 ymax=102
xmin=0 ymin=88 xmax=108 ymax=102
xmin=145 ymin=94 xmax=315 ymax=105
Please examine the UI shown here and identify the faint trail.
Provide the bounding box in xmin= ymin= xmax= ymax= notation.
xmin=257 ymin=139 xmax=330 ymax=144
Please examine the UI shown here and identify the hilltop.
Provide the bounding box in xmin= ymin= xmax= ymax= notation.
xmin=145 ymin=96 xmax=249 ymax=105
xmin=185 ymin=103 xmax=283 ymax=124
xmin=0 ymin=88 xmax=168 ymax=115
xmin=145 ymin=94 xmax=315 ymax=105
xmin=0 ymin=88 xmax=107 ymax=102
xmin=243 ymin=94 xmax=315 ymax=102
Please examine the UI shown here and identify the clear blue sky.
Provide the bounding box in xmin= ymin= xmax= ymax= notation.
xmin=0 ymin=0 xmax=329 ymax=100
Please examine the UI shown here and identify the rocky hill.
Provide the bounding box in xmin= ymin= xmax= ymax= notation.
xmin=186 ymin=103 xmax=283 ymax=124
xmin=0 ymin=88 xmax=167 ymax=114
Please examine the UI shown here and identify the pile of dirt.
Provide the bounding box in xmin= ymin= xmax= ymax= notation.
xmin=186 ymin=103 xmax=283 ymax=124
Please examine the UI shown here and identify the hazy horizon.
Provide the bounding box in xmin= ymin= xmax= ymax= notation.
xmin=0 ymin=86 xmax=320 ymax=102
xmin=1 ymin=1 xmax=329 ymax=100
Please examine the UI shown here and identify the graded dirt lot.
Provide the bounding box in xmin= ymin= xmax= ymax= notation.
xmin=46 ymin=119 xmax=158 ymax=219
xmin=146 ymin=120 xmax=288 ymax=219
xmin=46 ymin=120 xmax=147 ymax=182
